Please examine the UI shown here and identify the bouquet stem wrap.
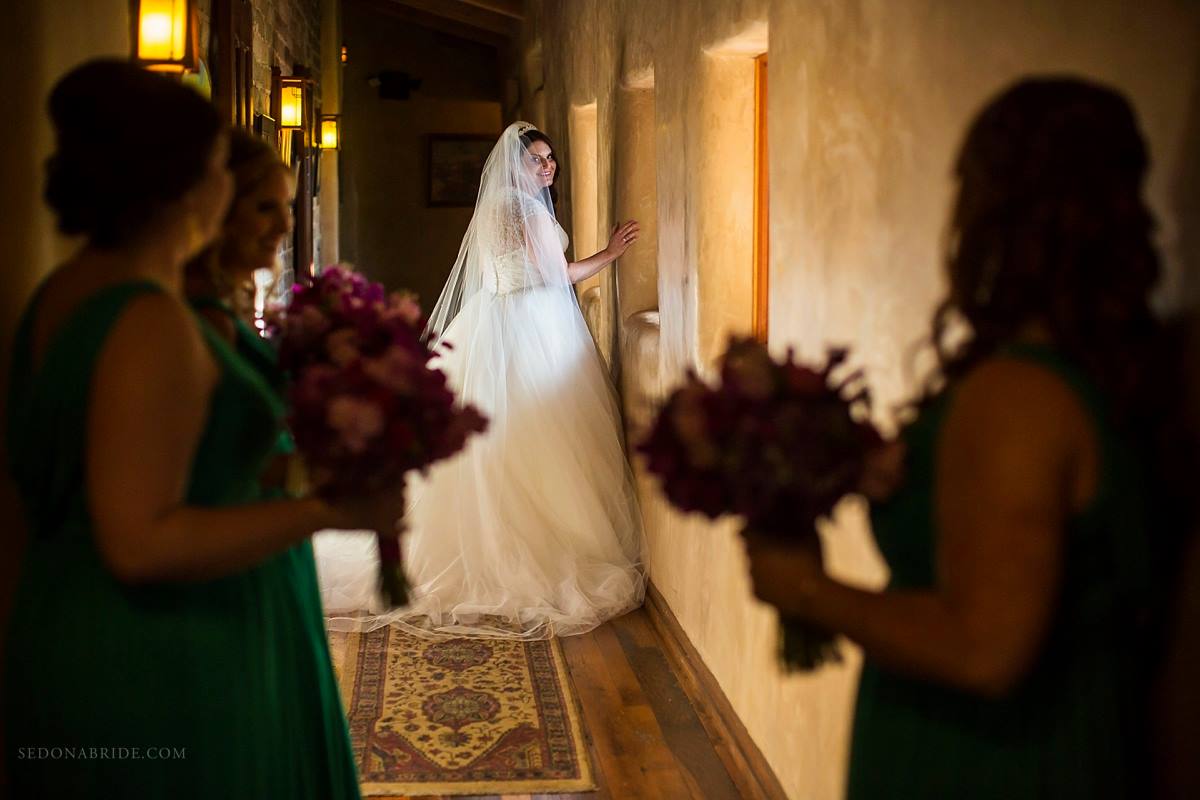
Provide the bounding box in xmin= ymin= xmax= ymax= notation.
xmin=375 ymin=518 xmax=409 ymax=607
xmin=749 ymin=529 xmax=841 ymax=671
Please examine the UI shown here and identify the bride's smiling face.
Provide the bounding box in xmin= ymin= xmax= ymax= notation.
xmin=523 ymin=140 xmax=556 ymax=188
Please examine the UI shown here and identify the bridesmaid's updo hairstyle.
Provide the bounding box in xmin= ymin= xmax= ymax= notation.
xmin=44 ymin=59 xmax=224 ymax=248
xmin=519 ymin=128 xmax=559 ymax=205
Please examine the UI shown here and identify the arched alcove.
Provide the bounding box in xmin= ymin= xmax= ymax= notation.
xmin=695 ymin=23 xmax=768 ymax=367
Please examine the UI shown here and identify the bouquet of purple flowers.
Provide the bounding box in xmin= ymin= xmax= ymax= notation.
xmin=638 ymin=337 xmax=882 ymax=670
xmin=268 ymin=266 xmax=488 ymax=605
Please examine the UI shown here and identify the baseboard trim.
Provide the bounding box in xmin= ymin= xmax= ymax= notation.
xmin=643 ymin=582 xmax=790 ymax=800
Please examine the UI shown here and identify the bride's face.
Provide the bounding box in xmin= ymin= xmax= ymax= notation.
xmin=522 ymin=140 xmax=556 ymax=189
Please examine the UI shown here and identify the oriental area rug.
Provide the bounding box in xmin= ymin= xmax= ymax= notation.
xmin=328 ymin=625 xmax=595 ymax=796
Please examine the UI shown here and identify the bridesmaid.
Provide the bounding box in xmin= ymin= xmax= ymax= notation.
xmin=185 ymin=127 xmax=296 ymax=493
xmin=181 ymin=131 xmax=344 ymax=780
xmin=746 ymin=78 xmax=1178 ymax=798
xmin=3 ymin=60 xmax=392 ymax=798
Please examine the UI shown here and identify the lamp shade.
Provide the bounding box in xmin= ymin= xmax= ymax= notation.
xmin=279 ymin=80 xmax=305 ymax=128
xmin=131 ymin=0 xmax=195 ymax=72
xmin=319 ymin=116 xmax=340 ymax=149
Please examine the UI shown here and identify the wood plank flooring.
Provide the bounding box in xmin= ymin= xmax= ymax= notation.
xmin=375 ymin=608 xmax=745 ymax=800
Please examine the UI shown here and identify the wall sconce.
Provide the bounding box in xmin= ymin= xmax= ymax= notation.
xmin=130 ymin=0 xmax=196 ymax=73
xmin=319 ymin=115 xmax=341 ymax=150
xmin=279 ymin=77 xmax=306 ymax=128
xmin=340 ymin=44 xmax=348 ymax=64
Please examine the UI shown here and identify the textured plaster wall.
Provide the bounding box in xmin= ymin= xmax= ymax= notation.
xmin=524 ymin=1 xmax=1200 ymax=797
xmin=695 ymin=52 xmax=757 ymax=365
xmin=0 ymin=0 xmax=129 ymax=329
xmin=614 ymin=85 xmax=658 ymax=317
xmin=0 ymin=0 xmax=133 ymax=771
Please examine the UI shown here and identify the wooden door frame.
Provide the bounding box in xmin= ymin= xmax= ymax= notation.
xmin=752 ymin=54 xmax=769 ymax=344
xmin=211 ymin=0 xmax=254 ymax=128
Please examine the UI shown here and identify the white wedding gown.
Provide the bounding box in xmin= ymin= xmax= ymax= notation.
xmin=315 ymin=124 xmax=645 ymax=639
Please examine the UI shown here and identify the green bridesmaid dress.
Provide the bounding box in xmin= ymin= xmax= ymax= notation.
xmin=3 ymin=281 xmax=360 ymax=799
xmin=189 ymin=295 xmax=297 ymax=488
xmin=844 ymin=344 xmax=1151 ymax=799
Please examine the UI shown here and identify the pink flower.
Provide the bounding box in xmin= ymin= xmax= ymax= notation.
xmin=285 ymin=304 xmax=332 ymax=347
xmin=280 ymin=265 xmax=488 ymax=496
xmin=326 ymin=395 xmax=385 ymax=453
xmin=640 ymin=336 xmax=880 ymax=533
xmin=325 ymin=328 xmax=361 ymax=367
xmin=299 ymin=304 xmax=330 ymax=328
xmin=363 ymin=346 xmax=418 ymax=394
xmin=384 ymin=292 xmax=424 ymax=327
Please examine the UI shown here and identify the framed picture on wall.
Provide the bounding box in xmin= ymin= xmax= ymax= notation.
xmin=427 ymin=134 xmax=497 ymax=207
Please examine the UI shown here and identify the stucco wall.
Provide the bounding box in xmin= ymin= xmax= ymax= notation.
xmin=523 ymin=1 xmax=1200 ymax=797
xmin=0 ymin=0 xmax=133 ymax=777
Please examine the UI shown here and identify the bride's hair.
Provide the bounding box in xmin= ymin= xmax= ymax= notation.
xmin=519 ymin=129 xmax=560 ymax=205
xmin=424 ymin=122 xmax=571 ymax=346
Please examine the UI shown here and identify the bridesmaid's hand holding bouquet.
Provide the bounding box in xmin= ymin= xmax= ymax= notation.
xmin=638 ymin=337 xmax=883 ymax=670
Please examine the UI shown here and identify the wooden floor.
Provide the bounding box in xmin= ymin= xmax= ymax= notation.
xmin=380 ymin=608 xmax=745 ymax=800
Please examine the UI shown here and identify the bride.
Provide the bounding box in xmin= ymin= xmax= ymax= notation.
xmin=316 ymin=122 xmax=646 ymax=639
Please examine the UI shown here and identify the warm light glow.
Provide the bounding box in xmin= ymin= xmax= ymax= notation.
xmin=320 ymin=117 xmax=340 ymax=149
xmin=753 ymin=54 xmax=769 ymax=343
xmin=279 ymin=82 xmax=304 ymax=128
xmin=140 ymin=14 xmax=171 ymax=52
xmin=340 ymin=44 xmax=348 ymax=64
xmin=136 ymin=0 xmax=189 ymax=67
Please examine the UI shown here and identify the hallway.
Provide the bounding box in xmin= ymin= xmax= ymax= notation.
xmin=342 ymin=607 xmax=760 ymax=800
xmin=1 ymin=1 xmax=1198 ymax=799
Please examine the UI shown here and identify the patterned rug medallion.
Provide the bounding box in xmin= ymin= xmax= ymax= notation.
xmin=328 ymin=625 xmax=595 ymax=797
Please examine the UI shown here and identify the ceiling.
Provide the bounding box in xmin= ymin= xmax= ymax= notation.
xmin=359 ymin=0 xmax=523 ymax=49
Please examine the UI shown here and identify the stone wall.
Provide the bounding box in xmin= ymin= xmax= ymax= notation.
xmin=197 ymin=0 xmax=321 ymax=103
xmin=197 ymin=0 xmax=323 ymax=277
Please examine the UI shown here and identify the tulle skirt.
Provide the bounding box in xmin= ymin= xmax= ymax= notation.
xmin=316 ymin=285 xmax=645 ymax=639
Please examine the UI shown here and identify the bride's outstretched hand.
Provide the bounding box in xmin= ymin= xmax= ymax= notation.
xmin=605 ymin=220 xmax=641 ymax=259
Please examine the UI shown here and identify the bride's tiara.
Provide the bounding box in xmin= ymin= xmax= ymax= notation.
xmin=516 ymin=122 xmax=537 ymax=135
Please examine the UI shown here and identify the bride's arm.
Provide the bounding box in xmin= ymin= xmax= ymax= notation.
xmin=567 ymin=220 xmax=640 ymax=284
